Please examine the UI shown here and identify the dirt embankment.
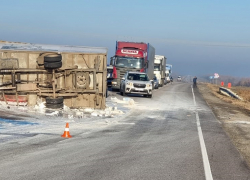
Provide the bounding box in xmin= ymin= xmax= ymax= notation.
xmin=198 ymin=83 xmax=250 ymax=168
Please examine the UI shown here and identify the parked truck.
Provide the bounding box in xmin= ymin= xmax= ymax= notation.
xmin=110 ymin=41 xmax=155 ymax=90
xmin=107 ymin=65 xmax=113 ymax=87
xmin=0 ymin=41 xmax=107 ymax=109
xmin=154 ymin=55 xmax=166 ymax=87
xmin=165 ymin=64 xmax=172 ymax=84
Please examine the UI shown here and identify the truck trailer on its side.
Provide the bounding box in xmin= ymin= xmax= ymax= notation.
xmin=154 ymin=55 xmax=166 ymax=87
xmin=0 ymin=41 xmax=107 ymax=109
xmin=110 ymin=41 xmax=155 ymax=90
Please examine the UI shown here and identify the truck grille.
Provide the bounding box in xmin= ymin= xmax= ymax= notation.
xmin=133 ymin=83 xmax=146 ymax=88
xmin=116 ymin=67 xmax=137 ymax=79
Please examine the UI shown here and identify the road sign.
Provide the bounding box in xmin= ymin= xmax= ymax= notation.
xmin=209 ymin=76 xmax=214 ymax=80
xmin=214 ymin=73 xmax=219 ymax=79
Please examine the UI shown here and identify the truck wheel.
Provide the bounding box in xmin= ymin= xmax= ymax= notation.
xmin=121 ymin=88 xmax=126 ymax=96
xmin=161 ymin=80 xmax=164 ymax=86
xmin=46 ymin=103 xmax=64 ymax=109
xmin=121 ymin=90 xmax=125 ymax=96
xmin=44 ymin=54 xmax=62 ymax=62
xmin=44 ymin=61 xmax=62 ymax=69
xmin=46 ymin=97 xmax=64 ymax=104
xmin=46 ymin=97 xmax=64 ymax=109
xmin=73 ymin=72 xmax=89 ymax=89
xmin=120 ymin=86 xmax=123 ymax=95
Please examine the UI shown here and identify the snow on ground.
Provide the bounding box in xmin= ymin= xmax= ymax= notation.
xmin=0 ymin=95 xmax=135 ymax=143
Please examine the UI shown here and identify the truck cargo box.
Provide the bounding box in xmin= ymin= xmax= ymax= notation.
xmin=0 ymin=41 xmax=107 ymax=109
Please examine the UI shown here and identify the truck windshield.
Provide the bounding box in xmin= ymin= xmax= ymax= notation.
xmin=115 ymin=57 xmax=143 ymax=69
xmin=154 ymin=65 xmax=160 ymax=71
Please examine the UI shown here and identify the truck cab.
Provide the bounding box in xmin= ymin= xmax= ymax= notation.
xmin=111 ymin=41 xmax=155 ymax=90
xmin=154 ymin=55 xmax=166 ymax=87
xmin=107 ymin=65 xmax=113 ymax=87
xmin=165 ymin=64 xmax=172 ymax=84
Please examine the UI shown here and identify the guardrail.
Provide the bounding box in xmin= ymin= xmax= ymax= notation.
xmin=219 ymin=87 xmax=243 ymax=101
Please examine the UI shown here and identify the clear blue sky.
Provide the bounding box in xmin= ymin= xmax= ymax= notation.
xmin=1 ymin=0 xmax=250 ymax=77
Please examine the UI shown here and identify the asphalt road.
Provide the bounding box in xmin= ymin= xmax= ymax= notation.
xmin=0 ymin=82 xmax=250 ymax=180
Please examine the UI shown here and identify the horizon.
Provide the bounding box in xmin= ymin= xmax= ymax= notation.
xmin=1 ymin=0 xmax=249 ymax=77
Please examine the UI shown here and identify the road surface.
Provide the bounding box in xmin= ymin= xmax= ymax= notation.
xmin=0 ymin=82 xmax=250 ymax=180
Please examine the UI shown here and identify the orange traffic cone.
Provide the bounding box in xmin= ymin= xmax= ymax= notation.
xmin=61 ymin=122 xmax=72 ymax=138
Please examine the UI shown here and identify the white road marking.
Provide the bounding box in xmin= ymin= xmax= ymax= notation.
xmin=192 ymin=85 xmax=213 ymax=180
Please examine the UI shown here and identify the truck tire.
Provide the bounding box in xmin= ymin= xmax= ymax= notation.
xmin=73 ymin=72 xmax=90 ymax=89
xmin=46 ymin=103 xmax=64 ymax=109
xmin=161 ymin=79 xmax=164 ymax=86
xmin=44 ymin=61 xmax=62 ymax=69
xmin=44 ymin=54 xmax=62 ymax=62
xmin=46 ymin=97 xmax=64 ymax=104
xmin=120 ymin=86 xmax=123 ymax=95
xmin=121 ymin=88 xmax=126 ymax=96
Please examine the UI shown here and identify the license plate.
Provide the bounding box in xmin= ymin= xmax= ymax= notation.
xmin=135 ymin=88 xmax=143 ymax=91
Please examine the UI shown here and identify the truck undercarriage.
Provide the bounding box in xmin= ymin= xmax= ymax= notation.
xmin=0 ymin=42 xmax=107 ymax=109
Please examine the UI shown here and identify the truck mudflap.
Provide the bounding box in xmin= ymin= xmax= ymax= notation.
xmin=0 ymin=94 xmax=27 ymax=102
xmin=0 ymin=42 xmax=107 ymax=109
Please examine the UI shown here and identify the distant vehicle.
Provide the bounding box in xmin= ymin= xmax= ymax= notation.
xmin=120 ymin=71 xmax=153 ymax=98
xmin=107 ymin=65 xmax=113 ymax=87
xmin=153 ymin=76 xmax=159 ymax=89
xmin=110 ymin=41 xmax=155 ymax=90
xmin=165 ymin=64 xmax=172 ymax=84
xmin=177 ymin=76 xmax=182 ymax=81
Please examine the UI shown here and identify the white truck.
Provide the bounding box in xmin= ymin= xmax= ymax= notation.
xmin=165 ymin=64 xmax=172 ymax=84
xmin=154 ymin=55 xmax=166 ymax=87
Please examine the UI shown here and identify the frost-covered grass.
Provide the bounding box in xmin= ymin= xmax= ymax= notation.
xmin=200 ymin=83 xmax=250 ymax=111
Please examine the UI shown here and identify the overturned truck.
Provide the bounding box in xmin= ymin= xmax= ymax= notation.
xmin=0 ymin=42 xmax=107 ymax=109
